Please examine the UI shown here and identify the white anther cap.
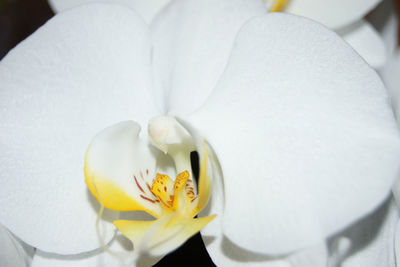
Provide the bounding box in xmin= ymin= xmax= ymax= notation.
xmin=148 ymin=116 xmax=191 ymax=153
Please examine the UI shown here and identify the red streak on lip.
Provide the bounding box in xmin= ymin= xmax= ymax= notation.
xmin=134 ymin=175 xmax=145 ymax=194
xmin=140 ymin=194 xmax=156 ymax=203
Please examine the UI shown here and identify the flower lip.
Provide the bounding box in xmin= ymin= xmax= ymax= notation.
xmin=84 ymin=119 xmax=216 ymax=258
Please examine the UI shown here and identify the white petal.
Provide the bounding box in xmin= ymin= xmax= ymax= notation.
xmin=339 ymin=20 xmax=386 ymax=69
xmin=151 ymin=0 xmax=266 ymax=115
xmin=188 ymin=13 xmax=400 ymax=254
xmin=340 ymin=199 xmax=398 ymax=267
xmin=285 ymin=0 xmax=382 ymax=29
xmin=48 ymin=0 xmax=170 ymax=23
xmin=0 ymin=4 xmax=157 ymax=254
xmin=0 ymin=224 xmax=33 ymax=267
xmin=31 ymin=235 xmax=137 ymax=267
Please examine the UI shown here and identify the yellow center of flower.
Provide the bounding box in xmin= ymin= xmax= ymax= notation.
xmin=150 ymin=171 xmax=197 ymax=213
xmin=111 ymin=148 xmax=215 ymax=256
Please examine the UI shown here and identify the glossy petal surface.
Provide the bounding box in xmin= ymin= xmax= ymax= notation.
xmin=151 ymin=0 xmax=266 ymax=114
xmin=0 ymin=4 xmax=156 ymax=254
xmin=189 ymin=13 xmax=400 ymax=254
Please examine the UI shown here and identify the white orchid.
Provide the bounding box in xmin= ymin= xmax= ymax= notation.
xmin=48 ymin=0 xmax=388 ymax=70
xmin=1 ymin=0 xmax=400 ymax=266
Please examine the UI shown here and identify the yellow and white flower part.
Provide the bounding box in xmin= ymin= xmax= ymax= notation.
xmin=84 ymin=119 xmax=215 ymax=258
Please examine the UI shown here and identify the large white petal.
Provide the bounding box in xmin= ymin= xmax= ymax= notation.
xmin=339 ymin=19 xmax=386 ymax=69
xmin=339 ymin=199 xmax=398 ymax=267
xmin=0 ymin=4 xmax=157 ymax=254
xmin=188 ymin=13 xmax=400 ymax=255
xmin=48 ymin=0 xmax=170 ymax=23
xmin=285 ymin=0 xmax=381 ymax=29
xmin=151 ymin=0 xmax=266 ymax=115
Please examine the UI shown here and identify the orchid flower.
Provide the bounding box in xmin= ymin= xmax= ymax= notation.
xmin=1 ymin=0 xmax=400 ymax=266
xmin=48 ymin=0 xmax=388 ymax=70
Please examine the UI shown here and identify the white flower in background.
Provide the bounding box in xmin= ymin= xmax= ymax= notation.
xmin=0 ymin=0 xmax=399 ymax=266
xmin=265 ymin=0 xmax=388 ymax=69
xmin=48 ymin=0 xmax=388 ymax=69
